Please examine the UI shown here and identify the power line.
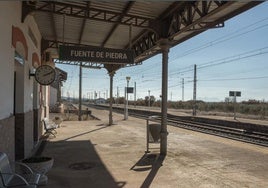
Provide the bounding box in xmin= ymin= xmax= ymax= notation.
xmin=169 ymin=18 xmax=268 ymax=62
xmin=117 ymin=36 xmax=268 ymax=85
xmin=169 ymin=46 xmax=268 ymax=76
xmin=199 ymin=47 xmax=268 ymax=69
xmin=115 ymin=46 xmax=268 ymax=92
xmin=75 ymin=15 xmax=268 ymax=97
xmin=200 ymin=65 xmax=268 ymax=79
xmin=127 ymin=16 xmax=268 ymax=76
xmin=199 ymin=75 xmax=268 ymax=82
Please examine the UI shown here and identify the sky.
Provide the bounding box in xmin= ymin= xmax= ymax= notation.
xmin=57 ymin=2 xmax=268 ymax=102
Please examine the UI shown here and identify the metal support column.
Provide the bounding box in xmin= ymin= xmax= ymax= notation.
xmin=124 ymin=76 xmax=130 ymax=120
xmin=109 ymin=72 xmax=114 ymax=125
xmin=78 ymin=63 xmax=82 ymax=121
xmin=159 ymin=39 xmax=170 ymax=156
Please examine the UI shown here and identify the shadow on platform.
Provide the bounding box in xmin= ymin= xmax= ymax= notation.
xmin=130 ymin=153 xmax=165 ymax=188
xmin=41 ymin=139 xmax=126 ymax=188
xmin=62 ymin=125 xmax=108 ymax=141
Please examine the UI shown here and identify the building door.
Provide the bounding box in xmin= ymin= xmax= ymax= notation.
xmin=14 ymin=53 xmax=25 ymax=160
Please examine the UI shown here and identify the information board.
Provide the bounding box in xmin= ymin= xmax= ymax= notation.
xmin=126 ymin=87 xmax=134 ymax=94
xmin=59 ymin=45 xmax=134 ymax=64
xmin=229 ymin=91 xmax=241 ymax=97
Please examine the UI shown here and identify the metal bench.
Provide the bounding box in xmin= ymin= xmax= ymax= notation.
xmin=0 ymin=152 xmax=40 ymax=188
xmin=42 ymin=118 xmax=57 ymax=137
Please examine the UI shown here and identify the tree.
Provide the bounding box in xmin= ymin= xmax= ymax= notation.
xmin=117 ymin=97 xmax=125 ymax=104
xmin=145 ymin=95 xmax=156 ymax=106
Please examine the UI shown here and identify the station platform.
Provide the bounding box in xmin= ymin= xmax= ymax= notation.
xmin=41 ymin=108 xmax=268 ymax=188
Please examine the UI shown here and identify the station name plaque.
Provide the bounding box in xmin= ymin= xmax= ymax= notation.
xmin=59 ymin=45 xmax=134 ymax=64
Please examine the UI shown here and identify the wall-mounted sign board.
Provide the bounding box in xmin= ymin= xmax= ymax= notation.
xmin=59 ymin=45 xmax=134 ymax=64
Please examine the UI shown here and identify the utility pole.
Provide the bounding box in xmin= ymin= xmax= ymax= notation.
xmin=234 ymin=93 xmax=237 ymax=120
xmin=182 ymin=78 xmax=184 ymax=101
xmin=148 ymin=90 xmax=150 ymax=107
xmin=109 ymin=72 xmax=114 ymax=125
xmin=117 ymin=86 xmax=119 ymax=105
xmin=78 ymin=63 xmax=82 ymax=121
xmin=193 ymin=64 xmax=197 ymax=116
xmin=134 ymin=82 xmax=136 ymax=107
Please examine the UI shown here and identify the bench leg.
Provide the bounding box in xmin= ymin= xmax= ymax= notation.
xmin=45 ymin=131 xmax=56 ymax=137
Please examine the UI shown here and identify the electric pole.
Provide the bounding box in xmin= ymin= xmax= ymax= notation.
xmin=134 ymin=82 xmax=136 ymax=107
xmin=193 ymin=64 xmax=197 ymax=116
xmin=148 ymin=90 xmax=150 ymax=107
xmin=182 ymin=78 xmax=184 ymax=101
xmin=78 ymin=63 xmax=82 ymax=121
xmin=117 ymin=86 xmax=119 ymax=105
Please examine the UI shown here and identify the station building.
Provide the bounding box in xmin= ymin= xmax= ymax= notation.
xmin=0 ymin=1 xmax=51 ymax=162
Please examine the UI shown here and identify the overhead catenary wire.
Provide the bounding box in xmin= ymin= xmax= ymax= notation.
xmin=169 ymin=20 xmax=268 ymax=62
xmin=61 ymin=11 xmax=268 ymax=100
xmin=114 ymin=46 xmax=268 ymax=96
xmin=127 ymin=16 xmax=268 ymax=76
xmin=199 ymin=75 xmax=268 ymax=82
xmin=123 ymin=44 xmax=268 ymax=81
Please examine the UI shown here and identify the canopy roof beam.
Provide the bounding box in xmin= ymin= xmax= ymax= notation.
xmin=78 ymin=2 xmax=91 ymax=44
xmin=27 ymin=1 xmax=263 ymax=64
xmin=49 ymin=4 xmax=59 ymax=50
xmin=101 ymin=1 xmax=135 ymax=48
xmin=22 ymin=1 xmax=152 ymax=28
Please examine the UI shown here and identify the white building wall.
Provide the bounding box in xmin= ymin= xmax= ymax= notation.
xmin=0 ymin=1 xmax=41 ymax=117
xmin=23 ymin=14 xmax=42 ymax=112
xmin=0 ymin=1 xmax=43 ymax=160
xmin=0 ymin=2 xmax=18 ymax=119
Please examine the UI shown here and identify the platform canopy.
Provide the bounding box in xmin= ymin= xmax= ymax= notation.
xmin=22 ymin=1 xmax=262 ymax=68
xmin=22 ymin=1 xmax=263 ymax=155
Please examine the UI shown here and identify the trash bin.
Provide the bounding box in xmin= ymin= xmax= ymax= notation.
xmin=146 ymin=116 xmax=161 ymax=153
xmin=148 ymin=123 xmax=161 ymax=142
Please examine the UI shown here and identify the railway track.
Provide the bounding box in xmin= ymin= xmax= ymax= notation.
xmin=88 ymin=104 xmax=268 ymax=147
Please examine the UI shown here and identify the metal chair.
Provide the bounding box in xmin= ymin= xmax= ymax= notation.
xmin=0 ymin=152 xmax=40 ymax=188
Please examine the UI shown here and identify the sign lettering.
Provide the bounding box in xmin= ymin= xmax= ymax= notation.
xmin=59 ymin=45 xmax=134 ymax=64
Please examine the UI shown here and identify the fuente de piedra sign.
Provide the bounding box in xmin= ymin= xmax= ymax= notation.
xmin=59 ymin=45 xmax=134 ymax=64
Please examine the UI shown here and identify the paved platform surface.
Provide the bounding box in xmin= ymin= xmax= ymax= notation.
xmin=42 ymin=108 xmax=268 ymax=188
